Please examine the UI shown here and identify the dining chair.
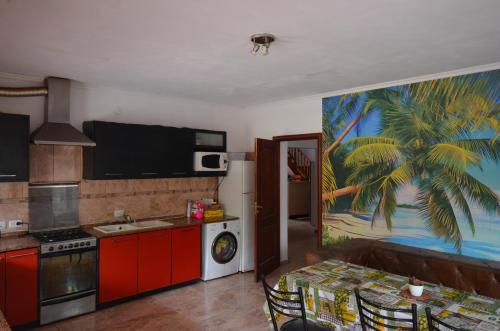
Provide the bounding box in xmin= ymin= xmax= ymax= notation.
xmin=354 ymin=288 xmax=418 ymax=331
xmin=425 ymin=307 xmax=463 ymax=330
xmin=262 ymin=276 xmax=331 ymax=331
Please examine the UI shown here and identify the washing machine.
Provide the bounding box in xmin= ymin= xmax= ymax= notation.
xmin=201 ymin=219 xmax=241 ymax=281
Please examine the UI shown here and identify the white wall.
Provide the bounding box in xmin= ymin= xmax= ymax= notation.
xmin=0 ymin=73 xmax=248 ymax=152
xmin=244 ymin=95 xmax=322 ymax=150
xmin=279 ymin=141 xmax=288 ymax=262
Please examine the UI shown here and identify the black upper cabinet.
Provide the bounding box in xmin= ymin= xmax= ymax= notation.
xmin=83 ymin=121 xmax=222 ymax=180
xmin=130 ymin=124 xmax=166 ymax=178
xmin=191 ymin=129 xmax=226 ymax=152
xmin=83 ymin=121 xmax=133 ymax=179
xmin=165 ymin=127 xmax=194 ymax=177
xmin=0 ymin=113 xmax=29 ymax=182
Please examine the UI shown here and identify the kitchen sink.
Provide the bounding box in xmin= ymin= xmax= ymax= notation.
xmin=93 ymin=223 xmax=138 ymax=234
xmin=133 ymin=220 xmax=174 ymax=228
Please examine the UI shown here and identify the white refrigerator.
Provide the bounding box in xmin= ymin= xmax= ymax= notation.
xmin=218 ymin=160 xmax=255 ymax=272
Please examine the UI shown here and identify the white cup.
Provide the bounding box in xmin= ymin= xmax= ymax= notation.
xmin=409 ymin=284 xmax=424 ymax=297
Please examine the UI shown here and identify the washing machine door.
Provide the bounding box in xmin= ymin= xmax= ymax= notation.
xmin=211 ymin=232 xmax=238 ymax=264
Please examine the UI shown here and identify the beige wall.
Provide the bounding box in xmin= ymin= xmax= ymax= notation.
xmin=0 ymin=177 xmax=216 ymax=233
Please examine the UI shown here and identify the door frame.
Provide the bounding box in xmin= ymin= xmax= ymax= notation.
xmin=272 ymin=133 xmax=322 ymax=249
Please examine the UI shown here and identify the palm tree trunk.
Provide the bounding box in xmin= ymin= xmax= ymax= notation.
xmin=323 ymin=111 xmax=363 ymax=157
xmin=322 ymin=185 xmax=360 ymax=201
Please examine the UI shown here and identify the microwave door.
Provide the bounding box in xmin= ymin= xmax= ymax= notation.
xmin=202 ymin=154 xmax=221 ymax=169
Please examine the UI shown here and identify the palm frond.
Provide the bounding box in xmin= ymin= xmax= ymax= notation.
xmin=427 ymin=143 xmax=481 ymax=172
xmin=344 ymin=143 xmax=402 ymax=168
xmin=416 ymin=181 xmax=463 ymax=252
xmin=322 ymin=151 xmax=337 ymax=213
xmin=445 ymin=169 xmax=500 ymax=215
xmin=451 ymin=139 xmax=500 ymax=162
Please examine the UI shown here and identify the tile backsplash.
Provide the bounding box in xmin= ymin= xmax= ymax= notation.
xmin=79 ymin=177 xmax=217 ymax=224
xmin=0 ymin=177 xmax=217 ymax=233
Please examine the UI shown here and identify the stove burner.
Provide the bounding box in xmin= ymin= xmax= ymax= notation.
xmin=33 ymin=228 xmax=92 ymax=243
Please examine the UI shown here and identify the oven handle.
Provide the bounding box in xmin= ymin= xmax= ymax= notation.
xmin=40 ymin=289 xmax=96 ymax=306
xmin=40 ymin=246 xmax=97 ymax=258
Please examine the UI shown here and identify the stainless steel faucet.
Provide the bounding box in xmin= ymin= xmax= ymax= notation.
xmin=123 ymin=212 xmax=136 ymax=224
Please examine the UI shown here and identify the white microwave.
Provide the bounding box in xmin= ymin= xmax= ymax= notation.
xmin=194 ymin=152 xmax=228 ymax=172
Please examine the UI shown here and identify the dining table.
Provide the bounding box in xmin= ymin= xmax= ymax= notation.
xmin=263 ymin=259 xmax=500 ymax=330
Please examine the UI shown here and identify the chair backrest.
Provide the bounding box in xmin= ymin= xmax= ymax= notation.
xmin=262 ymin=276 xmax=308 ymax=331
xmin=354 ymin=288 xmax=418 ymax=331
xmin=425 ymin=307 xmax=463 ymax=331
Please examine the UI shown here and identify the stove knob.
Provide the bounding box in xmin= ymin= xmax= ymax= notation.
xmin=80 ymin=242 xmax=85 ymax=247
xmin=58 ymin=245 xmax=63 ymax=250
xmin=85 ymin=241 xmax=91 ymax=246
xmin=68 ymin=244 xmax=73 ymax=248
xmin=48 ymin=246 xmax=54 ymax=252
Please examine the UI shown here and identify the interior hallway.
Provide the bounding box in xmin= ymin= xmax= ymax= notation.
xmin=35 ymin=220 xmax=319 ymax=331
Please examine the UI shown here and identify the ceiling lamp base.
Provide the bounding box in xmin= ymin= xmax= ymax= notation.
xmin=250 ymin=33 xmax=276 ymax=56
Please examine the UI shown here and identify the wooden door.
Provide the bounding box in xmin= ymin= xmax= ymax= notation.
xmin=138 ymin=229 xmax=172 ymax=293
xmin=5 ymin=248 xmax=38 ymax=326
xmin=254 ymin=138 xmax=280 ymax=281
xmin=171 ymin=225 xmax=201 ymax=284
xmin=99 ymin=234 xmax=138 ymax=303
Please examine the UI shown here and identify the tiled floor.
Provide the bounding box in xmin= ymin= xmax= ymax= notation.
xmin=36 ymin=220 xmax=320 ymax=331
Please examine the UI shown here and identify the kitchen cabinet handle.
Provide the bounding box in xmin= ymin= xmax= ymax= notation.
xmin=141 ymin=172 xmax=158 ymax=175
xmin=104 ymin=173 xmax=123 ymax=176
xmin=0 ymin=174 xmax=16 ymax=177
xmin=8 ymin=252 xmax=37 ymax=259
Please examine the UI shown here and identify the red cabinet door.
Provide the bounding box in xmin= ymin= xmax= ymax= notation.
xmin=5 ymin=248 xmax=38 ymax=326
xmin=171 ymin=225 xmax=201 ymax=285
xmin=99 ymin=234 xmax=138 ymax=303
xmin=0 ymin=253 xmax=5 ymax=313
xmin=138 ymin=229 xmax=172 ymax=293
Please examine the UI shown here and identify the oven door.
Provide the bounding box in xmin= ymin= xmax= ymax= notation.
xmin=40 ymin=247 xmax=97 ymax=301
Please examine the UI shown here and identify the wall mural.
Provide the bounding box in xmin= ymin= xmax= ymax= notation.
xmin=322 ymin=69 xmax=500 ymax=261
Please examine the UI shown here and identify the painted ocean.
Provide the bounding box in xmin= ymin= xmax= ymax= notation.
xmin=376 ymin=207 xmax=500 ymax=261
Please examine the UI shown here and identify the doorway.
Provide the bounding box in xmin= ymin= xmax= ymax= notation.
xmin=254 ymin=133 xmax=322 ymax=280
xmin=273 ymin=134 xmax=321 ymax=265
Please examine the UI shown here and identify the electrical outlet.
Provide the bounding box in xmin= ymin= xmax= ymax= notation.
xmin=0 ymin=221 xmax=5 ymax=230
xmin=8 ymin=220 xmax=23 ymax=228
xmin=114 ymin=210 xmax=124 ymax=218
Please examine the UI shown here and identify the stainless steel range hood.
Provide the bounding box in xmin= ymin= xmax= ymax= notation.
xmin=0 ymin=77 xmax=95 ymax=146
xmin=31 ymin=77 xmax=96 ymax=146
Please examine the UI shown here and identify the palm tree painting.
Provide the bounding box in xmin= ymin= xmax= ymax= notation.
xmin=322 ymin=69 xmax=500 ymax=260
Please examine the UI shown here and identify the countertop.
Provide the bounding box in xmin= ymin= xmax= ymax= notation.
xmin=0 ymin=310 xmax=10 ymax=331
xmin=0 ymin=234 xmax=39 ymax=253
xmin=84 ymin=215 xmax=239 ymax=238
xmin=84 ymin=216 xmax=204 ymax=238
xmin=202 ymin=215 xmax=239 ymax=224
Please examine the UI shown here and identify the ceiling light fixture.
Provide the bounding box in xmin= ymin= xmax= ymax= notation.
xmin=250 ymin=33 xmax=275 ymax=56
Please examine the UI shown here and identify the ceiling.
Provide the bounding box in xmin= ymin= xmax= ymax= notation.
xmin=1 ymin=0 xmax=499 ymax=107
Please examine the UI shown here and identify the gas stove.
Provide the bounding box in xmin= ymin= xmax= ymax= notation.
xmin=32 ymin=228 xmax=97 ymax=254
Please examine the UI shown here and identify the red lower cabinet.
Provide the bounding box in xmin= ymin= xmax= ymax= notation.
xmin=138 ymin=229 xmax=172 ymax=293
xmin=0 ymin=253 xmax=5 ymax=313
xmin=5 ymin=248 xmax=38 ymax=326
xmin=171 ymin=225 xmax=201 ymax=285
xmin=99 ymin=234 xmax=138 ymax=304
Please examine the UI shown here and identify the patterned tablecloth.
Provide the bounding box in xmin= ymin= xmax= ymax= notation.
xmin=263 ymin=259 xmax=500 ymax=330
